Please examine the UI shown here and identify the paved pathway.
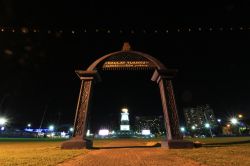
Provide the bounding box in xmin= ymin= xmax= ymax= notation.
xmin=58 ymin=140 xmax=205 ymax=166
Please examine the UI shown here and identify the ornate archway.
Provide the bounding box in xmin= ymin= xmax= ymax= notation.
xmin=61 ymin=42 xmax=193 ymax=149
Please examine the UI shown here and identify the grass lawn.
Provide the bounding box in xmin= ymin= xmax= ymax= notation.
xmin=167 ymin=143 xmax=250 ymax=166
xmin=0 ymin=137 xmax=250 ymax=166
xmin=0 ymin=139 xmax=88 ymax=166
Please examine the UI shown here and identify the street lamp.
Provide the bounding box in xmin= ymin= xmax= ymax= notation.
xmin=0 ymin=117 xmax=7 ymax=126
xmin=205 ymin=123 xmax=213 ymax=138
xmin=230 ymin=118 xmax=241 ymax=135
xmin=69 ymin=127 xmax=74 ymax=137
xmin=180 ymin=127 xmax=185 ymax=132
xmin=217 ymin=119 xmax=221 ymax=123
xmin=27 ymin=123 xmax=31 ymax=128
xmin=238 ymin=114 xmax=243 ymax=118
xmin=191 ymin=125 xmax=196 ymax=130
xmin=230 ymin=118 xmax=238 ymax=125
xmin=49 ymin=125 xmax=54 ymax=131
xmin=205 ymin=123 xmax=210 ymax=128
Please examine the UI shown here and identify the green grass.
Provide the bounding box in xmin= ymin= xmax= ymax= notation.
xmin=0 ymin=138 xmax=67 ymax=142
xmin=167 ymin=143 xmax=250 ymax=166
xmin=0 ymin=140 xmax=88 ymax=166
xmin=186 ymin=136 xmax=250 ymax=144
xmin=1 ymin=137 xmax=250 ymax=166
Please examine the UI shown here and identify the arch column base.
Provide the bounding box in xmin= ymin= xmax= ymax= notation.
xmin=61 ymin=137 xmax=93 ymax=149
xmin=161 ymin=140 xmax=194 ymax=149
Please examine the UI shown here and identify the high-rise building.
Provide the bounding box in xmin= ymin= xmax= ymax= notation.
xmin=184 ymin=104 xmax=217 ymax=134
xmin=120 ymin=108 xmax=130 ymax=131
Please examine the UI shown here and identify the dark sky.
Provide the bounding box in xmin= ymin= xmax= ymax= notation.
xmin=0 ymin=1 xmax=250 ymax=132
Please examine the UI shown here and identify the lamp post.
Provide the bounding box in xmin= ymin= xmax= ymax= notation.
xmin=230 ymin=117 xmax=240 ymax=135
xmin=203 ymin=112 xmax=213 ymax=138
xmin=49 ymin=125 xmax=54 ymax=131
xmin=205 ymin=123 xmax=213 ymax=138
xmin=0 ymin=117 xmax=7 ymax=126
xmin=180 ymin=127 xmax=186 ymax=137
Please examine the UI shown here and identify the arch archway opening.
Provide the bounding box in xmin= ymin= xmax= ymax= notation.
xmin=61 ymin=42 xmax=194 ymax=149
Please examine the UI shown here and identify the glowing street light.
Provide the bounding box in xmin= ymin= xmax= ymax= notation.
xmin=205 ymin=123 xmax=210 ymax=128
xmin=0 ymin=117 xmax=7 ymax=126
xmin=27 ymin=123 xmax=31 ymax=128
xmin=49 ymin=125 xmax=54 ymax=131
xmin=69 ymin=127 xmax=74 ymax=132
xmin=230 ymin=118 xmax=238 ymax=125
xmin=191 ymin=125 xmax=196 ymax=130
xmin=217 ymin=119 xmax=221 ymax=123
xmin=238 ymin=114 xmax=243 ymax=118
xmin=205 ymin=123 xmax=214 ymax=138
xmin=180 ymin=127 xmax=185 ymax=132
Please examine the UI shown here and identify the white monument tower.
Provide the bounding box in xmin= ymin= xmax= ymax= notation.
xmin=120 ymin=108 xmax=130 ymax=131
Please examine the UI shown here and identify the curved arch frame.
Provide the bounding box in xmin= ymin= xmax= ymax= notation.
xmin=61 ymin=45 xmax=194 ymax=149
xmin=87 ymin=50 xmax=167 ymax=71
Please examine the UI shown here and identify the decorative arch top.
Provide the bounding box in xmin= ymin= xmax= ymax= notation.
xmin=87 ymin=42 xmax=167 ymax=71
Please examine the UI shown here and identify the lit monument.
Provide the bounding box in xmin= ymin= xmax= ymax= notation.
xmin=61 ymin=42 xmax=194 ymax=149
xmin=120 ymin=108 xmax=130 ymax=131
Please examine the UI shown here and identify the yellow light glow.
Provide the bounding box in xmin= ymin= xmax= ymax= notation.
xmin=122 ymin=108 xmax=128 ymax=113
xmin=238 ymin=114 xmax=243 ymax=118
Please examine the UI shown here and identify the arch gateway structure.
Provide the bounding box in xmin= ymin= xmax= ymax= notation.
xmin=61 ymin=42 xmax=193 ymax=149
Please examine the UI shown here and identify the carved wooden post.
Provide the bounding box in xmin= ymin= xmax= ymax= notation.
xmin=61 ymin=70 xmax=100 ymax=149
xmin=158 ymin=78 xmax=182 ymax=140
xmin=152 ymin=69 xmax=193 ymax=148
xmin=73 ymin=79 xmax=93 ymax=138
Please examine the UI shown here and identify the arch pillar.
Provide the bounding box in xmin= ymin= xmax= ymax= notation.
xmin=152 ymin=70 xmax=193 ymax=148
xmin=61 ymin=70 xmax=101 ymax=149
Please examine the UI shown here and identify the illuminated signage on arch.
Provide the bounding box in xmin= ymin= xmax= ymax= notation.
xmin=102 ymin=61 xmax=154 ymax=69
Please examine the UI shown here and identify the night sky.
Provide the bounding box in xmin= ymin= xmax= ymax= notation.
xmin=0 ymin=1 xmax=250 ymax=132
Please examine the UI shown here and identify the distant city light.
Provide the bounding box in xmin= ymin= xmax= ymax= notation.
xmin=49 ymin=125 xmax=54 ymax=131
xmin=141 ymin=129 xmax=151 ymax=135
xmin=27 ymin=123 xmax=31 ymax=127
xmin=120 ymin=125 xmax=130 ymax=131
xmin=0 ymin=118 xmax=7 ymax=126
xmin=180 ymin=127 xmax=185 ymax=132
xmin=205 ymin=123 xmax=210 ymax=128
xmin=86 ymin=129 xmax=90 ymax=136
xmin=217 ymin=119 xmax=221 ymax=123
xmin=98 ymin=129 xmax=109 ymax=136
xmin=238 ymin=114 xmax=243 ymax=118
xmin=69 ymin=127 xmax=74 ymax=132
xmin=230 ymin=118 xmax=238 ymax=125
xmin=61 ymin=132 xmax=66 ymax=137
xmin=191 ymin=125 xmax=196 ymax=130
xmin=227 ymin=124 xmax=231 ymax=128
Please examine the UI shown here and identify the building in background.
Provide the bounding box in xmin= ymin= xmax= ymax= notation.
xmin=184 ymin=104 xmax=217 ymax=136
xmin=116 ymin=108 xmax=133 ymax=137
xmin=120 ymin=108 xmax=130 ymax=131
xmin=134 ymin=115 xmax=165 ymax=136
